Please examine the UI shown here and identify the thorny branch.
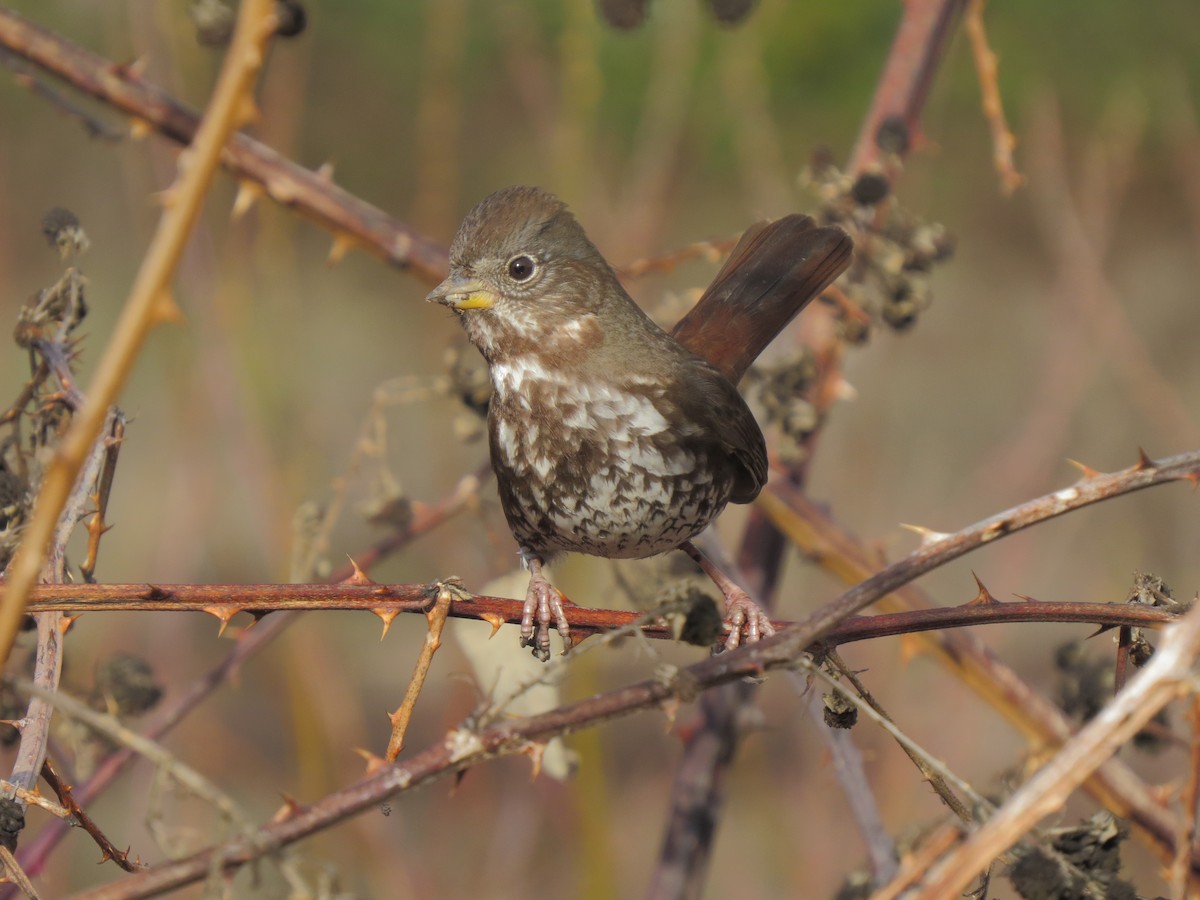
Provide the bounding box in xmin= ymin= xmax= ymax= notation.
xmin=757 ymin=474 xmax=1200 ymax=880
xmin=39 ymin=760 xmax=143 ymax=873
xmin=800 ymin=654 xmax=985 ymax=824
xmin=0 ymin=3 xmax=1185 ymax=897
xmin=72 ymin=573 xmax=1200 ymax=900
xmin=385 ymin=580 xmax=460 ymax=762
xmin=913 ymin=601 xmax=1200 ymax=897
xmin=0 ymin=0 xmax=280 ymax=669
xmin=2 ymin=7 xmax=800 ymax=294
xmin=0 ymin=8 xmax=450 ymax=284
xmin=760 ymin=448 xmax=1200 ymax=618
xmin=14 ymin=463 xmax=483 ymax=878
xmin=1 ymin=582 xmax=1184 ymax=642
xmin=3 ymin=438 xmax=1187 ymax=640
xmin=65 ymin=591 xmax=1033 ymax=899
xmin=75 ymin=447 xmax=1200 ymax=896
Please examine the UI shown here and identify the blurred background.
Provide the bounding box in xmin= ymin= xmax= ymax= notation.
xmin=1 ymin=0 xmax=1199 ymax=895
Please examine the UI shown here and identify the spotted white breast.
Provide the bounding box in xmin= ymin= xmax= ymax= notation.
xmin=488 ymin=357 xmax=728 ymax=559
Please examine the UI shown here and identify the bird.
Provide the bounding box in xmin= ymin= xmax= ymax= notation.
xmin=427 ymin=186 xmax=852 ymax=660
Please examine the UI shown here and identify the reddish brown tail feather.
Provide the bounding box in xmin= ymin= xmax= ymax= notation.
xmin=670 ymin=216 xmax=853 ymax=383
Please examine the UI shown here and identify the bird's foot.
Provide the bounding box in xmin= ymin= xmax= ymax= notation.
xmin=680 ymin=540 xmax=775 ymax=653
xmin=519 ymin=559 xmax=572 ymax=662
xmin=720 ymin=588 xmax=776 ymax=652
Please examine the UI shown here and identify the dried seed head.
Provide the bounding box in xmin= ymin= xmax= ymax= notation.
xmin=93 ymin=653 xmax=163 ymax=717
xmin=850 ymin=171 xmax=890 ymax=207
xmin=41 ymin=207 xmax=90 ymax=259
xmin=275 ymin=0 xmax=307 ymax=38
xmin=875 ymin=116 xmax=910 ymax=156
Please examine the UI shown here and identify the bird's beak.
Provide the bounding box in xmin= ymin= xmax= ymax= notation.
xmin=425 ymin=275 xmax=495 ymax=311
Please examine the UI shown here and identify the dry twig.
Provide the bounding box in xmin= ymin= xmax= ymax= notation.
xmin=79 ymin=415 xmax=125 ymax=584
xmin=39 ymin=761 xmax=143 ymax=873
xmin=963 ymin=0 xmax=1024 ymax=193
xmin=385 ymin=580 xmax=459 ymax=761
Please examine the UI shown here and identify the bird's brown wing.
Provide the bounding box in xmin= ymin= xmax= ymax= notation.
xmin=676 ymin=359 xmax=768 ymax=504
xmin=670 ymin=215 xmax=853 ymax=384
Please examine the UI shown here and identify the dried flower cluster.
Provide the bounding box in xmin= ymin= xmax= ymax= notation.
xmin=0 ymin=208 xmax=92 ymax=572
xmin=805 ymin=149 xmax=955 ymax=339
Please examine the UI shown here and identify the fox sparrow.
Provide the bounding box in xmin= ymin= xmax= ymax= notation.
xmin=427 ymin=187 xmax=852 ymax=659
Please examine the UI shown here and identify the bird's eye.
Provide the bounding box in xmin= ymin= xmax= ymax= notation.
xmin=506 ymin=255 xmax=537 ymax=282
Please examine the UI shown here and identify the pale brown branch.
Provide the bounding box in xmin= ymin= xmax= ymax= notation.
xmin=871 ymin=824 xmax=962 ymax=900
xmin=760 ymin=447 xmax=1200 ymax=628
xmin=6 ymin=580 xmax=63 ymax=832
xmin=771 ymin=478 xmax=1200 ymax=878
xmin=0 ymin=0 xmax=279 ymax=667
xmin=1114 ymin=625 xmax=1133 ymax=693
xmin=385 ymin=580 xmax=458 ymax=761
xmin=79 ymin=414 xmax=125 ymax=583
xmin=0 ymin=781 xmax=66 ymax=819
xmin=0 ymin=845 xmax=40 ymax=900
xmin=1171 ymin=695 xmax=1200 ymax=898
xmin=963 ymin=0 xmax=1024 ymax=193
xmin=915 ymin=603 xmax=1200 ymax=896
xmin=6 ymin=405 xmax=117 ymax=853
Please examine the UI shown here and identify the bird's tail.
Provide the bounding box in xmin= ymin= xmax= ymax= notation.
xmin=670 ymin=215 xmax=853 ymax=384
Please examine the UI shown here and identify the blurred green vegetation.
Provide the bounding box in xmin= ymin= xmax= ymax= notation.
xmin=0 ymin=0 xmax=1198 ymax=896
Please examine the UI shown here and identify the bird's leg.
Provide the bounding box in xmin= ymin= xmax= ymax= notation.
xmin=519 ymin=551 xmax=572 ymax=661
xmin=679 ymin=540 xmax=776 ymax=652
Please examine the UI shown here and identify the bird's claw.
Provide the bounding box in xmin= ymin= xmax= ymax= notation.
xmin=721 ymin=590 xmax=775 ymax=652
xmin=520 ymin=572 xmax=571 ymax=662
